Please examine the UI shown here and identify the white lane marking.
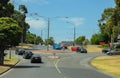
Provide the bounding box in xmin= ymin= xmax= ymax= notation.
xmin=54 ymin=59 xmax=62 ymax=74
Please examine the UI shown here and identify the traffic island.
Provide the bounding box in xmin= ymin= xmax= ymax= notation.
xmin=48 ymin=56 xmax=60 ymax=59
xmin=48 ymin=52 xmax=60 ymax=59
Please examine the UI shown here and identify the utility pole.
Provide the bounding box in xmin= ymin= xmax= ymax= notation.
xmin=47 ymin=18 xmax=50 ymax=51
xmin=67 ymin=22 xmax=76 ymax=46
xmin=73 ymin=24 xmax=76 ymax=46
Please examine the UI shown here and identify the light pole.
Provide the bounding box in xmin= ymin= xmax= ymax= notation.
xmin=47 ymin=17 xmax=50 ymax=51
xmin=30 ymin=13 xmax=68 ymax=50
xmin=30 ymin=13 xmax=50 ymax=51
xmin=67 ymin=22 xmax=76 ymax=46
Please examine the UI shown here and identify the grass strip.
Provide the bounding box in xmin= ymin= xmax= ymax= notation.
xmin=91 ymin=56 xmax=120 ymax=77
xmin=0 ymin=55 xmax=19 ymax=74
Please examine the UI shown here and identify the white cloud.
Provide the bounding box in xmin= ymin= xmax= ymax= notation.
xmin=10 ymin=0 xmax=49 ymax=5
xmin=21 ymin=0 xmax=49 ymax=5
xmin=63 ymin=17 xmax=85 ymax=27
xmin=26 ymin=17 xmax=47 ymax=30
xmin=70 ymin=18 xmax=84 ymax=26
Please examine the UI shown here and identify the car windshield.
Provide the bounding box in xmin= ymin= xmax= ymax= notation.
xmin=32 ymin=54 xmax=40 ymax=57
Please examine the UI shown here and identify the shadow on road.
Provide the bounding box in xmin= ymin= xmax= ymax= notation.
xmin=13 ymin=65 xmax=40 ymax=69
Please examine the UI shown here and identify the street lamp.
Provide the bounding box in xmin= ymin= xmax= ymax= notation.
xmin=67 ymin=22 xmax=76 ymax=46
xmin=31 ymin=13 xmax=68 ymax=51
xmin=30 ymin=13 xmax=50 ymax=51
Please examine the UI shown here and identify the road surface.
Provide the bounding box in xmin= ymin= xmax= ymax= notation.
xmin=1 ymin=48 xmax=118 ymax=78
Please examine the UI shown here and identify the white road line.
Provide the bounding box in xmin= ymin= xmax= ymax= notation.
xmin=54 ymin=59 xmax=62 ymax=74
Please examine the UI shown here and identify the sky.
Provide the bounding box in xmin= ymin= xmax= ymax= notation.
xmin=11 ymin=0 xmax=115 ymax=43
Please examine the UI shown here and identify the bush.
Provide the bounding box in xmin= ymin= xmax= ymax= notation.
xmin=115 ymin=44 xmax=120 ymax=48
xmin=101 ymin=44 xmax=109 ymax=48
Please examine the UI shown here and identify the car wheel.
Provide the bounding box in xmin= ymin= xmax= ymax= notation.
xmin=109 ymin=53 xmax=113 ymax=56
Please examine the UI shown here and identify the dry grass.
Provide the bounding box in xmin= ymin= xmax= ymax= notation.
xmin=0 ymin=56 xmax=19 ymax=73
xmin=16 ymin=44 xmax=34 ymax=49
xmin=68 ymin=45 xmax=102 ymax=52
xmin=86 ymin=45 xmax=102 ymax=52
xmin=91 ymin=56 xmax=120 ymax=77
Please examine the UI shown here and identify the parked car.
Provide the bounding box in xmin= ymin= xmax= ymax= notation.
xmin=71 ymin=46 xmax=78 ymax=51
xmin=31 ymin=54 xmax=42 ymax=63
xmin=15 ymin=48 xmax=25 ymax=55
xmin=102 ymin=48 xmax=111 ymax=54
xmin=61 ymin=43 xmax=68 ymax=49
xmin=4 ymin=53 xmax=7 ymax=56
xmin=23 ymin=51 xmax=33 ymax=59
xmin=76 ymin=47 xmax=87 ymax=53
xmin=53 ymin=44 xmax=62 ymax=50
xmin=106 ymin=49 xmax=120 ymax=55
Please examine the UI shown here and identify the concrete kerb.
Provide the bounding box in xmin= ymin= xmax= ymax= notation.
xmin=0 ymin=58 xmax=20 ymax=75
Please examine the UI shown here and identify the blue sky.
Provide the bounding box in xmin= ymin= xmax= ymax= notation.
xmin=11 ymin=0 xmax=115 ymax=43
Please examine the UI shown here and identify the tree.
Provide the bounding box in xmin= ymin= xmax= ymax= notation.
xmin=26 ymin=32 xmax=43 ymax=44
xmin=19 ymin=5 xmax=28 ymax=43
xmin=83 ymin=39 xmax=89 ymax=47
xmin=45 ymin=37 xmax=55 ymax=45
xmin=0 ymin=17 xmax=22 ymax=65
xmin=75 ymin=36 xmax=85 ymax=45
xmin=26 ymin=32 xmax=36 ymax=44
xmin=35 ymin=36 xmax=43 ymax=45
xmin=0 ymin=0 xmax=14 ymax=17
xmin=11 ymin=10 xmax=30 ymax=43
xmin=97 ymin=0 xmax=120 ymax=43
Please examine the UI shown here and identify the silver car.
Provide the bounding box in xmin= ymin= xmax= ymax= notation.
xmin=106 ymin=49 xmax=120 ymax=55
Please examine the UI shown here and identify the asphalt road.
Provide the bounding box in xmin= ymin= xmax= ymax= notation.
xmin=1 ymin=48 xmax=119 ymax=78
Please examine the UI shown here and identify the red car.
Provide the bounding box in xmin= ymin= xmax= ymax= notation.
xmin=71 ymin=46 xmax=77 ymax=51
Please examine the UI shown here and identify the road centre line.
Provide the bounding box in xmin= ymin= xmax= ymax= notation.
xmin=54 ymin=59 xmax=62 ymax=74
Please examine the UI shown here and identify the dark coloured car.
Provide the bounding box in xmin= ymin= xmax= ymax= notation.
xmin=106 ymin=49 xmax=120 ymax=55
xmin=102 ymin=48 xmax=111 ymax=54
xmin=15 ymin=48 xmax=25 ymax=55
xmin=23 ymin=51 xmax=33 ymax=59
xmin=31 ymin=54 xmax=42 ymax=63
xmin=76 ymin=47 xmax=87 ymax=53
xmin=4 ymin=53 xmax=7 ymax=56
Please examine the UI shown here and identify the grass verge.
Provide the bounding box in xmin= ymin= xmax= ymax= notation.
xmin=91 ymin=56 xmax=120 ymax=77
xmin=86 ymin=45 xmax=102 ymax=52
xmin=0 ymin=55 xmax=19 ymax=74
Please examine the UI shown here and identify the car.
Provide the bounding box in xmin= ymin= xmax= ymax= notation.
xmin=71 ymin=46 xmax=78 ymax=51
xmin=4 ymin=53 xmax=7 ymax=56
xmin=102 ymin=48 xmax=111 ymax=54
xmin=76 ymin=47 xmax=87 ymax=53
xmin=31 ymin=54 xmax=42 ymax=63
xmin=106 ymin=49 xmax=120 ymax=55
xmin=23 ymin=51 xmax=33 ymax=59
xmin=53 ymin=44 xmax=62 ymax=50
xmin=61 ymin=43 xmax=68 ymax=49
xmin=15 ymin=48 xmax=25 ymax=55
